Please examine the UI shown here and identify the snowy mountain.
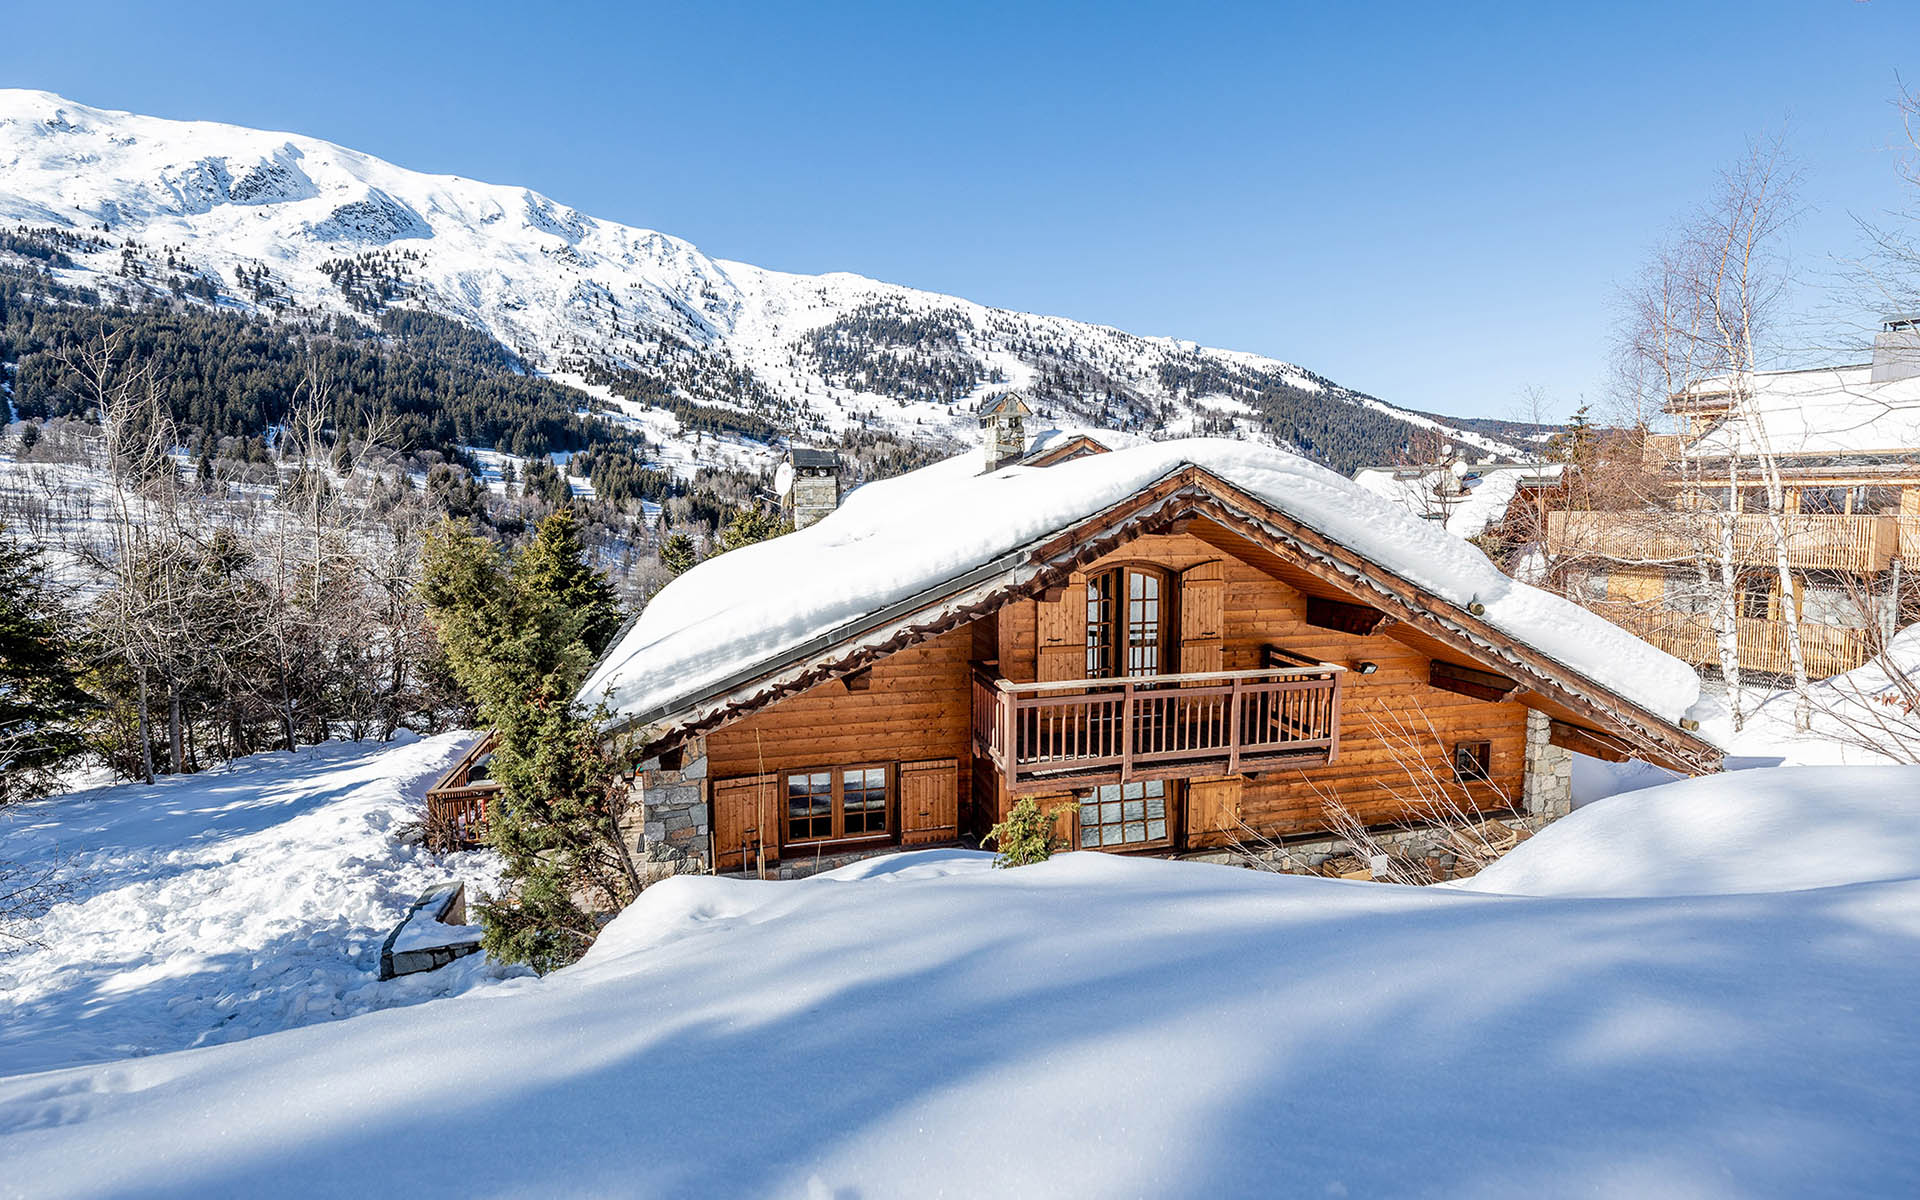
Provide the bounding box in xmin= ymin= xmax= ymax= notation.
xmin=0 ymin=89 xmax=1536 ymax=470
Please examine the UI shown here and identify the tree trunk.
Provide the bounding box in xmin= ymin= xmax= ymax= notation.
xmin=168 ymin=677 xmax=186 ymax=775
xmin=1715 ymin=464 xmax=1744 ymax=730
xmin=135 ymin=666 xmax=155 ymax=785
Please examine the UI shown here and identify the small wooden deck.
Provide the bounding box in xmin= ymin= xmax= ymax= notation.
xmin=972 ymin=663 xmax=1344 ymax=793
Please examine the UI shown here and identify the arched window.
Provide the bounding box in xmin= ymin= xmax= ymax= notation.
xmin=1085 ymin=565 xmax=1172 ymax=678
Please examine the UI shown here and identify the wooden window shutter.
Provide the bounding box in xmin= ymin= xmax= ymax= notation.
xmin=1179 ymin=560 xmax=1225 ymax=675
xmin=711 ymin=773 xmax=780 ymax=872
xmin=1184 ymin=775 xmax=1242 ymax=848
xmin=1036 ymin=572 xmax=1087 ymax=683
xmin=900 ymin=758 xmax=959 ymax=845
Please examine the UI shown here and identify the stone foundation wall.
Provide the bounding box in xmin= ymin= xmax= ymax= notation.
xmin=623 ymin=736 xmax=712 ymax=886
xmin=1521 ymin=709 xmax=1574 ymax=821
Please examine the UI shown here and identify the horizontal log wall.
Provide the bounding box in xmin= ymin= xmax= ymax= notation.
xmin=708 ymin=626 xmax=975 ymax=783
xmin=997 ymin=533 xmax=1529 ymax=846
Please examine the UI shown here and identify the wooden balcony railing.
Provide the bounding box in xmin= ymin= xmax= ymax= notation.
xmin=425 ymin=786 xmax=495 ymax=852
xmin=973 ymin=663 xmax=1344 ymax=792
xmin=1545 ymin=511 xmax=1904 ymax=574
xmin=1586 ymin=600 xmax=1873 ymax=679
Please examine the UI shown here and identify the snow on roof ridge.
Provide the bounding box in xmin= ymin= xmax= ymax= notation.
xmin=581 ymin=438 xmax=1701 ymax=727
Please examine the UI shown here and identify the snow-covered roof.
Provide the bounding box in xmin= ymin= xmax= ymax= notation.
xmin=584 ymin=439 xmax=1702 ymax=732
xmin=1684 ymin=366 xmax=1920 ymax=458
xmin=1352 ymin=462 xmax=1565 ymax=538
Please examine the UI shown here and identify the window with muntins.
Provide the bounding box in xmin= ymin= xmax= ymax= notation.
xmin=787 ymin=771 xmax=834 ymax=841
xmin=1078 ymin=780 xmax=1170 ymax=849
xmin=785 ymin=765 xmax=891 ymax=844
xmin=1086 ymin=566 xmax=1168 ymax=678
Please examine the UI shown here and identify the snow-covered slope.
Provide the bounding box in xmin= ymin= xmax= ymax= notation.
xmin=1457 ymin=765 xmax=1920 ymax=897
xmin=0 ymin=733 xmax=519 ymax=1077
xmin=6 ymin=766 xmax=1920 ymax=1198
xmin=0 ymin=89 xmax=1528 ymax=468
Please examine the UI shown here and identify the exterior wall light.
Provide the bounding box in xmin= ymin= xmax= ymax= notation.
xmin=1353 ymin=660 xmax=1379 ymax=675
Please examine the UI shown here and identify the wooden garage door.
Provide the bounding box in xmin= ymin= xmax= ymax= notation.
xmin=901 ymin=758 xmax=959 ymax=845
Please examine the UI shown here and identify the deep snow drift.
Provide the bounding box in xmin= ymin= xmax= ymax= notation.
xmin=1458 ymin=765 xmax=1920 ymax=897
xmin=4 ymin=767 xmax=1919 ymax=1199
xmin=0 ymin=733 xmax=518 ymax=1077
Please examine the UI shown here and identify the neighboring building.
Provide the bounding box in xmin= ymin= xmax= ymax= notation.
xmin=1544 ymin=319 xmax=1920 ymax=678
xmin=583 ymin=420 xmax=1717 ymax=883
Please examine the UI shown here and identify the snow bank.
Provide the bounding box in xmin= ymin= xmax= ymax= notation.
xmin=6 ymin=776 xmax=1920 ymax=1197
xmin=1695 ymin=625 xmax=1920 ymax=766
xmin=0 ymin=733 xmax=523 ymax=1076
xmin=1458 ymin=765 xmax=1920 ymax=897
xmin=585 ymin=439 xmax=1700 ymax=725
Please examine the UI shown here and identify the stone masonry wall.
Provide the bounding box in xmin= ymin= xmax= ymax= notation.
xmin=1521 ymin=709 xmax=1574 ymax=821
xmin=622 ymin=735 xmax=712 ymax=886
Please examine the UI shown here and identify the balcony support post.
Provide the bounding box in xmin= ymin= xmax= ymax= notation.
xmin=1227 ymin=677 xmax=1244 ymax=775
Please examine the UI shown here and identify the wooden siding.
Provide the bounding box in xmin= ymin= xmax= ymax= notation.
xmin=987 ymin=532 xmax=1530 ymax=846
xmin=708 ymin=626 xmax=975 ymax=780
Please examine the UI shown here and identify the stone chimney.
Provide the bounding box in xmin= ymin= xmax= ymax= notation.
xmin=1871 ymin=313 xmax=1920 ymax=383
xmin=782 ymin=447 xmax=840 ymax=530
xmin=978 ymin=391 xmax=1032 ymax=473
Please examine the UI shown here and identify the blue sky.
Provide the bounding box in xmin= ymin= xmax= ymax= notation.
xmin=8 ymin=1 xmax=1918 ymax=420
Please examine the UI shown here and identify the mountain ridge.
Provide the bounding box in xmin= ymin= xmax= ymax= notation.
xmin=0 ymin=89 xmax=1543 ymax=472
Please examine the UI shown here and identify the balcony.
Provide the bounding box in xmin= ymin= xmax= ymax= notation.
xmin=1586 ymin=600 xmax=1872 ymax=679
xmin=1545 ymin=510 xmax=1908 ymax=574
xmin=971 ymin=663 xmax=1345 ymax=793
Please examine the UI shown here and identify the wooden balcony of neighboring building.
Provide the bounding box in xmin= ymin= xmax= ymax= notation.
xmin=1545 ymin=510 xmax=1911 ymax=574
xmin=970 ymin=660 xmax=1345 ymax=794
xmin=1586 ymin=600 xmax=1873 ymax=679
xmin=423 ymin=734 xmax=502 ymax=851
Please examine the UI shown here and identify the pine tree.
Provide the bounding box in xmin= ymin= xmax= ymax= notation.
xmin=419 ymin=510 xmax=634 ymax=972
xmin=658 ymin=532 xmax=697 ymax=576
xmin=1548 ymin=404 xmax=1597 ymax=466
xmin=0 ymin=524 xmax=93 ymax=805
xmin=715 ymin=506 xmax=790 ymax=554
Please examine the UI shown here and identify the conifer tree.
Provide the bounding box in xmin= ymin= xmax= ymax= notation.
xmin=0 ymin=523 xmax=93 ymax=805
xmin=658 ymin=531 xmax=697 ymax=576
xmin=419 ymin=509 xmax=632 ymax=972
xmin=715 ymin=506 xmax=790 ymax=554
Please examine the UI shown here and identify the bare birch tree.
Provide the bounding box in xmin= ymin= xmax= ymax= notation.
xmin=1614 ymin=136 xmax=1812 ymax=729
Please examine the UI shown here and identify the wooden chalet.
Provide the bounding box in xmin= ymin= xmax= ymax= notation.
xmin=578 ymin=404 xmax=1719 ymax=882
xmin=1543 ymin=324 xmax=1920 ymax=679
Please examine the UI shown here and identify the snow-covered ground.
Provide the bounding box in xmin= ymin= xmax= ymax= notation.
xmin=4 ymin=764 xmax=1919 ymax=1197
xmin=1570 ymin=627 xmax=1920 ymax=806
xmin=0 ymin=733 xmax=520 ymax=1078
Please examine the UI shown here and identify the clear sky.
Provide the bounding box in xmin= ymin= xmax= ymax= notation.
xmin=8 ymin=1 xmax=1918 ymax=421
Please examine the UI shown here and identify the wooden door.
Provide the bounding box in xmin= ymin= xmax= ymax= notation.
xmin=712 ymin=773 xmax=780 ymax=872
xmin=1184 ymin=775 xmax=1242 ymax=849
xmin=901 ymin=758 xmax=960 ymax=845
xmin=1179 ymin=560 xmax=1225 ymax=674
